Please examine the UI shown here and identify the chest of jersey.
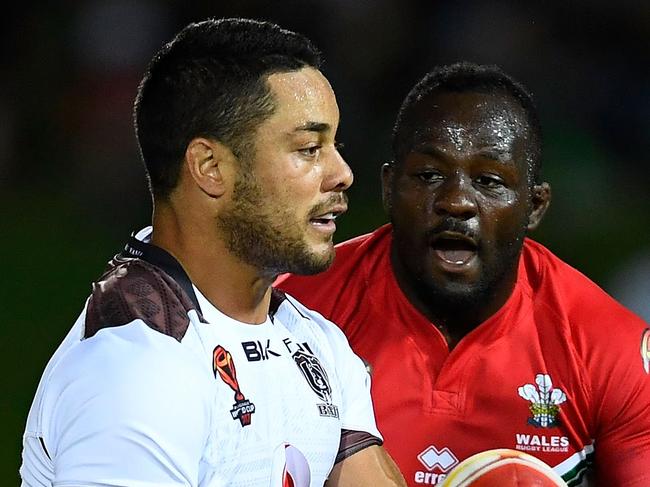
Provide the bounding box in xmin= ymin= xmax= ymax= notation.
xmin=348 ymin=296 xmax=592 ymax=487
xmin=191 ymin=315 xmax=342 ymax=487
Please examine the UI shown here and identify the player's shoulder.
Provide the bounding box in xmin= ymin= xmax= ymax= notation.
xmin=38 ymin=252 xmax=211 ymax=416
xmin=42 ymin=319 xmax=210 ymax=432
xmin=34 ymin=318 xmax=213 ymax=477
xmin=85 ymin=255 xmax=200 ymax=342
xmin=60 ymin=319 xmax=206 ymax=384
xmin=523 ymin=239 xmax=634 ymax=311
xmin=523 ymin=238 xmax=648 ymax=340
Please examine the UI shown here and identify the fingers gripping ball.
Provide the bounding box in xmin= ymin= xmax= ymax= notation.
xmin=439 ymin=449 xmax=568 ymax=487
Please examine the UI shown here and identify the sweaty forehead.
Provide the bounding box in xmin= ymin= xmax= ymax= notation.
xmin=405 ymin=91 xmax=530 ymax=159
xmin=264 ymin=67 xmax=339 ymax=129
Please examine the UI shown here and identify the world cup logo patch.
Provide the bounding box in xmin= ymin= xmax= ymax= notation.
xmin=213 ymin=345 xmax=256 ymax=427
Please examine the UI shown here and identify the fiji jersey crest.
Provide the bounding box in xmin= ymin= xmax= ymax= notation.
xmin=292 ymin=347 xmax=339 ymax=419
xmin=518 ymin=374 xmax=566 ymax=428
xmin=293 ymin=349 xmax=332 ymax=402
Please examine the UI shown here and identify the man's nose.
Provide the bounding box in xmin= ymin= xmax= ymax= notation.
xmin=433 ymin=174 xmax=477 ymax=219
xmin=323 ymin=149 xmax=353 ymax=192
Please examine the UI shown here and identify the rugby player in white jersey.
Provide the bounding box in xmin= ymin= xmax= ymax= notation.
xmin=20 ymin=17 xmax=406 ymax=487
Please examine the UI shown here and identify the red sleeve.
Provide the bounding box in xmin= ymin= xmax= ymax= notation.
xmin=545 ymin=247 xmax=650 ymax=485
xmin=588 ymin=320 xmax=650 ymax=485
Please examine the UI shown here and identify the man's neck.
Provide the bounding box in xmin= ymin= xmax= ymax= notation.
xmin=151 ymin=210 xmax=272 ymax=325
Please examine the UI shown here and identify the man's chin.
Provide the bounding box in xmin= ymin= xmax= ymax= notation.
xmin=276 ymin=244 xmax=334 ymax=276
xmin=424 ymin=278 xmax=491 ymax=308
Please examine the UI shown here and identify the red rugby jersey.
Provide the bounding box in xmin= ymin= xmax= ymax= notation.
xmin=275 ymin=224 xmax=650 ymax=486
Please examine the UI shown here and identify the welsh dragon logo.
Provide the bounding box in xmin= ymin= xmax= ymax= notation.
xmin=518 ymin=373 xmax=566 ymax=428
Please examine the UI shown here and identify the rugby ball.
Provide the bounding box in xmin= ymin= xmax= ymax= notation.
xmin=439 ymin=449 xmax=567 ymax=486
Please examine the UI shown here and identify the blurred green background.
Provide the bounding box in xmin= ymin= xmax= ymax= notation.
xmin=2 ymin=1 xmax=649 ymax=482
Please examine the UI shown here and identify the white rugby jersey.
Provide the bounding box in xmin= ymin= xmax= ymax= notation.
xmin=21 ymin=227 xmax=382 ymax=487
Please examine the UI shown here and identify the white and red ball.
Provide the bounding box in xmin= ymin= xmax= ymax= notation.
xmin=439 ymin=449 xmax=567 ymax=487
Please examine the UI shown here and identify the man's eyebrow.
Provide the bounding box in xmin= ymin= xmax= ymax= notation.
xmin=412 ymin=142 xmax=515 ymax=164
xmin=293 ymin=121 xmax=331 ymax=133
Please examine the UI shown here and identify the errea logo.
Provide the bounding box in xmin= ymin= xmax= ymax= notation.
xmin=415 ymin=445 xmax=458 ymax=485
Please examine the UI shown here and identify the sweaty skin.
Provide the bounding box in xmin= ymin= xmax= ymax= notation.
xmin=383 ymin=91 xmax=548 ymax=347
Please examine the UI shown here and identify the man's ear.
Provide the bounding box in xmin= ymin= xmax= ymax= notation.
xmin=527 ymin=182 xmax=551 ymax=231
xmin=184 ymin=137 xmax=235 ymax=198
xmin=381 ymin=162 xmax=395 ymax=216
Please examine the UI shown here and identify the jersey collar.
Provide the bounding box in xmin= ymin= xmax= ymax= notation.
xmin=120 ymin=226 xmax=202 ymax=314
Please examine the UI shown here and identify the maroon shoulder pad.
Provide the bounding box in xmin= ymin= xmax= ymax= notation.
xmin=85 ymin=258 xmax=199 ymax=342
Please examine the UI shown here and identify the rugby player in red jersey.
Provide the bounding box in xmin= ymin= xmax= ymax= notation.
xmin=276 ymin=62 xmax=650 ymax=486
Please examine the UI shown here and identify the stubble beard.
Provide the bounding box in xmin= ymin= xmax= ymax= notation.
xmin=216 ymin=171 xmax=334 ymax=277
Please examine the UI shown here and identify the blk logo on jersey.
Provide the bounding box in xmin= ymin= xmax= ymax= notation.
xmin=414 ymin=445 xmax=458 ymax=485
xmin=518 ymin=373 xmax=566 ymax=428
xmin=213 ymin=345 xmax=256 ymax=426
xmin=242 ymin=339 xmax=281 ymax=361
xmin=641 ymin=329 xmax=650 ymax=374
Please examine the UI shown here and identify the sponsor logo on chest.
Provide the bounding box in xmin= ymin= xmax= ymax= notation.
xmin=216 ymin=337 xmax=340 ymax=421
xmin=414 ymin=445 xmax=458 ymax=485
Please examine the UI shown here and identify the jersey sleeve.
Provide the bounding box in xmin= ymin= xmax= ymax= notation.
xmin=562 ymin=268 xmax=650 ymax=485
xmin=589 ymin=321 xmax=650 ymax=485
xmin=40 ymin=320 xmax=213 ymax=487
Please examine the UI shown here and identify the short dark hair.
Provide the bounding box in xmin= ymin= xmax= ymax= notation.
xmin=392 ymin=62 xmax=543 ymax=184
xmin=134 ymin=18 xmax=322 ymax=199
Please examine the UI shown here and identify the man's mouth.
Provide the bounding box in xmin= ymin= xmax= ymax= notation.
xmin=430 ymin=232 xmax=478 ymax=265
xmin=310 ymin=212 xmax=340 ymax=226
xmin=309 ymin=204 xmax=347 ymax=232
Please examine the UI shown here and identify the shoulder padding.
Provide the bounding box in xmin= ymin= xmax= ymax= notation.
xmin=85 ymin=258 xmax=199 ymax=342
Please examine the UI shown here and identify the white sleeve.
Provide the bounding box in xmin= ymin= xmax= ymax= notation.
xmin=41 ymin=321 xmax=213 ymax=487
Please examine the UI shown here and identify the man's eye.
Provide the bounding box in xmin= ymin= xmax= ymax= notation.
xmin=299 ymin=146 xmax=321 ymax=157
xmin=417 ymin=171 xmax=443 ymax=183
xmin=476 ymin=174 xmax=505 ymax=188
